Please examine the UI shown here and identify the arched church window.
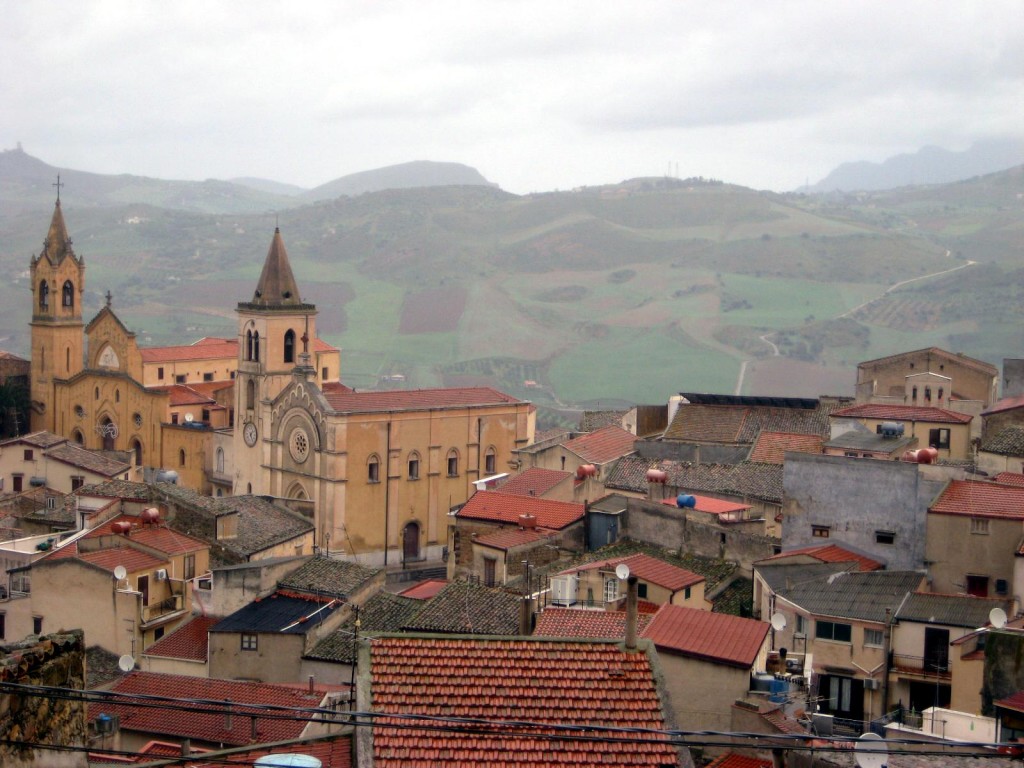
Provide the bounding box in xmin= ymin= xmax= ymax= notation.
xmin=62 ymin=281 xmax=74 ymax=308
xmin=246 ymin=379 xmax=255 ymax=410
xmin=216 ymin=447 xmax=225 ymax=474
xmin=447 ymin=449 xmax=459 ymax=477
xmin=253 ymin=331 xmax=260 ymax=362
xmin=94 ymin=386 xmax=99 ymax=400
xmin=39 ymin=281 xmax=49 ymax=311
xmin=246 ymin=330 xmax=253 ymax=361
xmin=284 ymin=329 xmax=295 ymax=364
xmin=72 ymin=430 xmax=83 ymax=445
xmin=179 ymin=448 xmax=186 ymax=467
xmin=66 ymin=346 xmax=70 ymax=373
xmin=131 ymin=439 xmax=142 ymax=466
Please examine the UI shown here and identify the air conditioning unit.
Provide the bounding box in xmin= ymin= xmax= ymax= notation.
xmin=155 ymin=568 xmax=168 ymax=581
xmin=863 ymin=678 xmax=881 ymax=691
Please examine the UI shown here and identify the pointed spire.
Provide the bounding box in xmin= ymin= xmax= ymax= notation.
xmin=41 ymin=199 xmax=76 ymax=265
xmin=250 ymin=227 xmax=302 ymax=307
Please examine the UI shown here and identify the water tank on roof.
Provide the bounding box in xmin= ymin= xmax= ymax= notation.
xmin=254 ymin=756 xmax=322 ymax=768
xmin=29 ymin=476 xmax=47 ymax=487
xmin=879 ymin=421 xmax=904 ymax=438
xmin=154 ymin=470 xmax=179 ymax=484
xmin=676 ymin=494 xmax=696 ymax=508
xmin=646 ymin=468 xmax=668 ymax=484
xmin=576 ymin=464 xmax=597 ymax=480
xmin=140 ymin=507 xmax=160 ymax=525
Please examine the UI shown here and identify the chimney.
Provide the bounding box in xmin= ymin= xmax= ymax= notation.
xmin=625 ymin=575 xmax=639 ymax=652
xmin=180 ymin=740 xmax=191 ymax=758
xmin=520 ymin=596 xmax=532 ymax=636
xmin=308 ymin=674 xmax=315 ymax=693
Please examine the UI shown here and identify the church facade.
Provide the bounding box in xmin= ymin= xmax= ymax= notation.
xmin=27 ymin=199 xmax=535 ymax=565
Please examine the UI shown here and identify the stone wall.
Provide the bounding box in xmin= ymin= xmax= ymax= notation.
xmin=0 ymin=630 xmax=88 ymax=768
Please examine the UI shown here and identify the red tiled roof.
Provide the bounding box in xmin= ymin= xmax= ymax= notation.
xmin=748 ymin=431 xmax=823 ymax=464
xmin=706 ymin=754 xmax=772 ymax=768
xmin=398 ymin=579 xmax=448 ymax=600
xmin=930 ymin=480 xmax=1024 ymax=520
xmin=77 ymin=546 xmax=164 ymax=574
xmin=761 ymin=543 xmax=883 ymax=572
xmin=659 ymin=494 xmax=751 ymax=516
xmin=179 ymin=735 xmax=352 ymax=768
xmin=322 ymin=381 xmax=355 ymax=394
xmin=994 ymin=472 xmax=1024 ymax=488
xmin=473 ymin=527 xmax=555 ymax=551
xmin=89 ymin=515 xmax=208 ymax=556
xmin=562 ymin=425 xmax=636 ymax=465
xmin=641 ymin=604 xmax=770 ymax=668
xmin=323 ymin=386 xmax=521 ymax=413
xmin=533 ymin=607 xmax=653 ymax=639
xmin=996 ymin=691 xmax=1024 ymax=714
xmin=759 ymin=705 xmax=809 ymax=734
xmin=91 ymin=672 xmax=330 ymax=746
xmin=498 ymin=467 xmax=573 ymax=497
xmin=151 ymin=384 xmax=216 ymax=406
xmin=370 ymin=636 xmax=677 ymax=767
xmin=983 ymin=395 xmax=1024 ymax=416
xmin=140 ymin=340 xmax=238 ymax=363
xmin=562 ymin=553 xmax=704 ymax=592
xmin=143 ymin=615 xmax=219 ymax=662
xmin=457 ymin=491 xmax=584 ymax=530
xmin=831 ymin=403 xmax=973 ymax=424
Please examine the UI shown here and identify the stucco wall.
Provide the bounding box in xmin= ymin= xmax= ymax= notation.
xmin=926 ymin=513 xmax=1018 ymax=597
xmin=657 ymin=652 xmax=752 ymax=731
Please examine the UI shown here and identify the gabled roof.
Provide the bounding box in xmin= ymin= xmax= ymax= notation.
xmin=401 ymin=580 xmax=521 ymax=635
xmin=982 ymin=395 xmax=1024 ymax=416
xmin=168 ymin=735 xmax=353 ymax=768
xmin=211 ymin=591 xmax=341 ymax=635
xmin=86 ymin=514 xmax=208 ymax=556
xmin=561 ymin=425 xmax=636 ymax=464
xmin=246 ymin=227 xmax=306 ymax=308
xmin=498 ymin=467 xmax=573 ymax=497
xmin=664 ymin=397 xmax=845 ymax=444
xmin=143 ymin=615 xmax=219 ymax=662
xmin=140 ymin=339 xmax=238 ymax=363
xmin=561 ymin=553 xmax=704 ymax=592
xmin=579 ymin=410 xmax=628 ymax=432
xmin=44 ymin=442 xmax=131 ymax=477
xmin=981 ymin=426 xmax=1024 ymax=457
xmin=858 ymin=347 xmax=997 ymax=376
xmin=606 ymin=456 xmax=783 ymax=503
xmin=929 ymin=480 xmax=1024 ymax=520
xmin=369 ymin=636 xmax=678 ymax=767
xmin=151 ymin=384 xmax=216 ymax=406
xmin=748 ymin=431 xmax=823 ymax=464
xmin=277 ymin=555 xmax=381 ymax=598
xmin=896 ymin=592 xmax=1014 ymax=629
xmin=831 ymin=403 xmax=973 ymax=424
xmin=756 ymin=564 xmax=923 ymax=623
xmin=641 ymin=604 xmax=769 ymax=668
xmin=456 ymin=491 xmax=584 ymax=530
xmin=1 ymin=430 xmax=67 ymax=449
xmin=397 ymin=578 xmax=448 ymax=600
xmin=306 ymin=591 xmax=421 ymax=664
xmin=759 ymin=543 xmax=883 ymax=572
xmin=322 ymin=386 xmax=522 ymax=414
xmin=91 ymin=672 xmax=330 ymax=746
xmin=533 ymin=607 xmax=653 ymax=639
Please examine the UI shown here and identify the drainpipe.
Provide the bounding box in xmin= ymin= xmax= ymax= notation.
xmin=384 ymin=420 xmax=392 ymax=567
xmin=625 ymin=575 xmax=639 ymax=652
xmin=881 ymin=606 xmax=894 ymax=715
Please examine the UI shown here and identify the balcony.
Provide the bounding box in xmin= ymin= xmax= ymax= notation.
xmin=890 ymin=653 xmax=950 ymax=680
xmin=141 ymin=594 xmax=185 ymax=625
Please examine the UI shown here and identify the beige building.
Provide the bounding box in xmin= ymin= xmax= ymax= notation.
xmin=552 ymin=552 xmax=707 ymax=610
xmin=856 ymin=347 xmax=998 ymax=411
xmin=829 ymin=403 xmax=974 ymax=461
xmin=0 ymin=431 xmax=130 ymax=495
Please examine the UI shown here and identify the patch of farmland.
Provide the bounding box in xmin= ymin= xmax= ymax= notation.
xmin=398 ymin=285 xmax=468 ymax=334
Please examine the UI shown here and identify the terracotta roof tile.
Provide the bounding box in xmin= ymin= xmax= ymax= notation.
xmin=398 ymin=578 xmax=448 ymax=600
xmin=474 ymin=527 xmax=555 ymax=551
xmin=176 ymin=735 xmax=352 ymax=768
xmin=982 ymin=427 xmax=1024 ymax=457
xmin=641 ymin=604 xmax=770 ymax=667
xmin=994 ymin=472 xmax=1024 ymax=487
xmin=533 ymin=607 xmax=653 ymax=639
xmin=323 ymin=386 xmax=522 ymax=413
xmin=706 ymin=754 xmax=773 ymax=768
xmin=561 ymin=425 xmax=636 ymax=464
xmin=140 ymin=340 xmax=238 ymax=364
xmin=664 ymin=397 xmax=846 ymax=444
xmin=369 ymin=636 xmax=678 ymax=767
xmin=832 ymin=403 xmax=973 ymax=424
xmin=748 ymin=431 xmax=823 ymax=464
xmin=2 ymin=431 xmax=67 ymax=449
xmin=143 ymin=615 xmax=219 ymax=662
xmin=91 ymin=672 xmax=329 ymax=746
xmin=760 ymin=543 xmax=883 ymax=572
xmin=561 ymin=553 xmax=704 ymax=592
xmin=606 ymin=457 xmax=783 ymax=503
xmin=87 ymin=514 xmax=208 ymax=556
xmin=983 ymin=395 xmax=1024 ymax=416
xmin=43 ymin=442 xmax=131 ymax=477
xmin=278 ymin=555 xmax=381 ymax=598
xmin=929 ymin=479 xmax=1024 ymax=520
xmin=659 ymin=494 xmax=752 ymax=517
xmin=579 ymin=410 xmax=628 ymax=432
xmin=457 ymin=491 xmax=584 ymax=530
xmin=307 ymin=591 xmax=421 ymax=663
xmin=402 ymin=581 xmax=522 ymax=635
xmin=151 ymin=384 xmax=216 ymax=406
xmin=498 ymin=467 xmax=574 ymax=497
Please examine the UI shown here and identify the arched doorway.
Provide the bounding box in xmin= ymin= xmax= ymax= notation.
xmin=131 ymin=438 xmax=143 ymax=466
xmin=402 ymin=521 xmax=420 ymax=563
xmin=100 ymin=417 xmax=115 ymax=451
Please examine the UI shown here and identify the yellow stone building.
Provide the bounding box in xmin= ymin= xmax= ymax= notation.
xmin=28 ymin=198 xmax=535 ymax=565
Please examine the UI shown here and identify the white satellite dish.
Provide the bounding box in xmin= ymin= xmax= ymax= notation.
xmin=770 ymin=612 xmax=787 ymax=632
xmin=990 ymin=607 xmax=1008 ymax=629
xmin=854 ymin=732 xmax=888 ymax=768
xmin=184 ymin=413 xmax=194 ymax=423
xmin=113 ymin=565 xmax=127 ymax=581
xmin=615 ymin=563 xmax=630 ymax=580
xmin=117 ymin=655 xmax=135 ymax=673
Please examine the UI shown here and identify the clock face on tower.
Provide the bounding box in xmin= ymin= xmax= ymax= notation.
xmin=243 ymin=421 xmax=258 ymax=447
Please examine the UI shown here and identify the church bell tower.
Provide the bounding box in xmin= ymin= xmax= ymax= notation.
xmin=29 ymin=192 xmax=85 ymax=432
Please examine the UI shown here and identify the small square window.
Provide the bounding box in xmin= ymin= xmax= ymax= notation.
xmin=175 ymin=374 xmax=187 ymax=384
xmin=408 ymin=458 xmax=420 ymax=480
xmin=241 ymin=633 xmax=258 ymax=651
xmin=322 ymin=367 xmax=328 ymax=380
xmin=203 ymin=372 xmax=214 ymax=382
xmin=864 ymin=628 xmax=884 ymax=647
xmin=637 ymin=583 xmax=648 ymax=599
xmin=970 ymin=517 xmax=990 ymax=535
xmin=812 ymin=525 xmax=830 ymax=538
xmin=45 ymin=497 xmax=56 ymax=510
xmin=23 ymin=449 xmax=33 ymax=461
xmin=33 ymin=616 xmax=43 ymax=635
xmin=996 ymin=579 xmax=1009 ymax=596
xmin=875 ymin=530 xmax=895 ymax=545
xmin=157 ymin=367 xmax=164 ymax=380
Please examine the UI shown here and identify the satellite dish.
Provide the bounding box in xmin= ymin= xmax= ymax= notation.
xmin=990 ymin=607 xmax=1008 ymax=629
xmin=117 ymin=655 xmax=135 ymax=673
xmin=113 ymin=565 xmax=127 ymax=581
xmin=615 ymin=563 xmax=630 ymax=580
xmin=854 ymin=732 xmax=888 ymax=768
xmin=184 ymin=413 xmax=194 ymax=423
xmin=771 ymin=612 xmax=787 ymax=632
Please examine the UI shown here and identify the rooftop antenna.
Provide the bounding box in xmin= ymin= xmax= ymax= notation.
xmin=53 ymin=174 xmax=63 ymax=203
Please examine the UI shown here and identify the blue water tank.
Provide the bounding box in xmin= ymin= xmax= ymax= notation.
xmin=769 ymin=677 xmax=789 ymax=703
xmin=676 ymin=494 xmax=696 ymax=508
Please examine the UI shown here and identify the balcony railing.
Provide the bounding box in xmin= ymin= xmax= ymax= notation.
xmin=142 ymin=594 xmax=183 ymax=623
xmin=890 ymin=653 xmax=951 ymax=679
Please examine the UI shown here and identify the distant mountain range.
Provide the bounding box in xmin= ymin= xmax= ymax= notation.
xmin=805 ymin=138 xmax=1024 ymax=193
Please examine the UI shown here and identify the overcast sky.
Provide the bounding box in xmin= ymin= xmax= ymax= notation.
xmin=3 ymin=1 xmax=1022 ymax=194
